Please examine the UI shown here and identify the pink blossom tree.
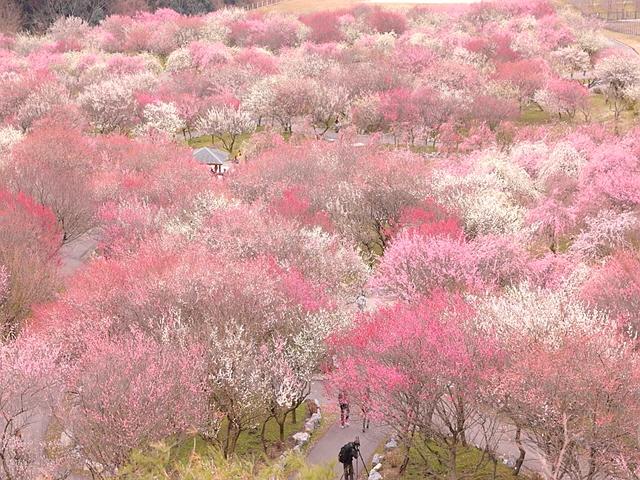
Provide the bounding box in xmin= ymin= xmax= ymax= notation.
xmin=60 ymin=328 xmax=211 ymax=477
xmin=494 ymin=58 xmax=549 ymax=108
xmin=534 ymin=79 xmax=589 ymax=120
xmin=0 ymin=190 xmax=60 ymax=339
xmin=581 ymin=250 xmax=640 ymax=334
xmin=379 ymin=88 xmax=420 ymax=145
xmin=0 ymin=335 xmax=61 ymax=480
xmin=5 ymin=122 xmax=98 ymax=245
xmin=496 ymin=327 xmax=640 ymax=480
xmin=328 ymin=293 xmax=502 ymax=476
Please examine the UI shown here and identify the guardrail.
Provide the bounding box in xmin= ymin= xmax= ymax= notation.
xmin=243 ymin=0 xmax=283 ymax=10
xmin=606 ymin=19 xmax=640 ymax=35
xmin=567 ymin=0 xmax=640 ymax=20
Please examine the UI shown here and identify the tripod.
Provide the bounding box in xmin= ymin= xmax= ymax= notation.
xmin=339 ymin=448 xmax=368 ymax=480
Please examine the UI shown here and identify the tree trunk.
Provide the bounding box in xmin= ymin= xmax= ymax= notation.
xmin=399 ymin=424 xmax=417 ymax=474
xmin=399 ymin=447 xmax=412 ymax=474
xmin=279 ymin=419 xmax=285 ymax=443
xmin=228 ymin=424 xmax=241 ymax=457
xmin=586 ymin=446 xmax=597 ymax=480
xmin=223 ymin=417 xmax=232 ymax=458
xmin=448 ymin=444 xmax=458 ymax=480
xmin=551 ymin=412 xmax=570 ymax=480
xmin=514 ymin=426 xmax=526 ymax=476
xmin=455 ymin=395 xmax=467 ymax=447
xmin=260 ymin=418 xmax=269 ymax=454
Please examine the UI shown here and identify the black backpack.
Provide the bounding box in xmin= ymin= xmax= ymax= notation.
xmin=338 ymin=443 xmax=353 ymax=464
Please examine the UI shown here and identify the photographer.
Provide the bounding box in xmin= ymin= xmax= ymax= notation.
xmin=338 ymin=438 xmax=360 ymax=480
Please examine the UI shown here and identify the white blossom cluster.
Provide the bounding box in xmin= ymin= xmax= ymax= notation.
xmin=596 ymin=55 xmax=640 ymax=94
xmin=197 ymin=105 xmax=254 ymax=138
xmin=474 ymin=282 xmax=616 ymax=349
xmin=164 ymin=193 xmax=237 ymax=240
xmin=339 ymin=14 xmax=373 ymax=44
xmin=570 ymin=210 xmax=639 ymax=260
xmin=134 ymin=101 xmax=185 ymax=137
xmin=477 ymin=150 xmax=539 ymax=200
xmin=0 ymin=126 xmax=23 ymax=160
xmin=537 ymin=142 xmax=585 ymax=187
xmin=551 ymin=45 xmax=591 ymax=77
xmin=165 ymin=48 xmax=192 ymax=73
xmin=432 ymin=170 xmax=526 ymax=237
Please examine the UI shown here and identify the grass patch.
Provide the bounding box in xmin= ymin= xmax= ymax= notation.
xmin=383 ymin=436 xmax=525 ymax=480
xmin=518 ymin=106 xmax=550 ymax=125
xmin=409 ymin=144 xmax=438 ymax=154
xmin=172 ymin=404 xmax=309 ymax=465
xmin=186 ymin=131 xmax=256 ymax=156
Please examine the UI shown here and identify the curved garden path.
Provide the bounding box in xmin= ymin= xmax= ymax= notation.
xmin=305 ymin=294 xmax=552 ymax=480
xmin=307 ymin=378 xmax=389 ymax=479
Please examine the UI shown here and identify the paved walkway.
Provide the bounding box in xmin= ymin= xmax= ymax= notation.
xmin=305 ymin=290 xmax=555 ymax=480
xmin=307 ymin=378 xmax=389 ymax=479
xmin=19 ymin=233 xmax=100 ymax=480
xmin=58 ymin=231 xmax=99 ymax=277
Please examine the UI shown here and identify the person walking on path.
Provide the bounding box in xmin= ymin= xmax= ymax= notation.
xmin=361 ymin=390 xmax=371 ymax=433
xmin=338 ymin=391 xmax=350 ymax=428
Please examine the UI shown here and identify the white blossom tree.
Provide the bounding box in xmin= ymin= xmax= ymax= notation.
xmin=135 ymin=101 xmax=185 ymax=138
xmin=197 ymin=106 xmax=255 ymax=155
xmin=551 ymin=45 xmax=591 ymax=78
xmin=0 ymin=127 xmax=23 ymax=162
xmin=475 ymin=281 xmax=613 ymax=347
xmin=78 ymin=73 xmax=157 ymax=134
xmin=309 ymin=81 xmax=350 ymax=138
xmin=595 ymin=54 xmax=640 ymax=123
xmin=78 ymin=78 xmax=138 ymax=134
xmin=205 ymin=324 xmax=268 ymax=458
xmin=570 ymin=210 xmax=639 ymax=260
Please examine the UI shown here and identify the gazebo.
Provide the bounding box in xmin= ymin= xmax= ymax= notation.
xmin=193 ymin=147 xmax=232 ymax=175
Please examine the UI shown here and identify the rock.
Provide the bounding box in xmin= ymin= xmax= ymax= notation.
xmin=292 ymin=444 xmax=302 ymax=454
xmin=372 ymin=453 xmax=384 ymax=465
xmin=306 ymin=398 xmax=321 ymax=417
xmin=59 ymin=430 xmax=73 ymax=448
xmin=371 ymin=463 xmax=382 ymax=472
xmin=304 ymin=420 xmax=315 ymax=432
xmin=368 ymin=471 xmax=383 ymax=480
xmin=292 ymin=432 xmax=310 ymax=445
xmin=384 ymin=438 xmax=398 ymax=451
xmin=310 ymin=411 xmax=322 ymax=427
xmin=84 ymin=461 xmax=104 ymax=473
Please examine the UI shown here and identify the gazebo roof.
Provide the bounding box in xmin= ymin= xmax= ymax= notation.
xmin=193 ymin=147 xmax=230 ymax=166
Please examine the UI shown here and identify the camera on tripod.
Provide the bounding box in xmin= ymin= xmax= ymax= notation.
xmin=339 ymin=436 xmax=367 ymax=480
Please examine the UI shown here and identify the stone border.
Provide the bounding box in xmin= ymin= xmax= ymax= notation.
xmin=290 ymin=399 xmax=322 ymax=454
xmin=365 ymin=435 xmax=399 ymax=480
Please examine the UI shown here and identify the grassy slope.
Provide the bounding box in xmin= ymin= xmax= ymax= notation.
xmin=172 ymin=404 xmax=309 ymax=463
xmin=382 ymin=436 xmax=526 ymax=480
xmin=187 ymin=131 xmax=255 ymax=155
